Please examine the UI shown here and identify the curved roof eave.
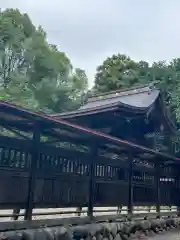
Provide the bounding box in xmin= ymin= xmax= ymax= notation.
xmin=52 ymin=89 xmax=161 ymax=119
xmin=158 ymin=93 xmax=177 ymax=132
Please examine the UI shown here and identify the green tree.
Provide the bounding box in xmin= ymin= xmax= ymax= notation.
xmin=0 ymin=8 xmax=88 ymax=113
xmin=31 ymin=48 xmax=88 ymax=113
xmin=0 ymin=8 xmax=35 ymax=87
xmin=0 ymin=73 xmax=39 ymax=110
xmin=169 ymin=58 xmax=180 ymax=122
xmin=94 ymin=54 xmax=143 ymax=92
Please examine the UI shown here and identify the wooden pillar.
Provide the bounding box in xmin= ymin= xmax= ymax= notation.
xmin=174 ymin=164 xmax=180 ymax=216
xmin=128 ymin=150 xmax=133 ymax=215
xmin=87 ymin=144 xmax=98 ymax=217
xmin=76 ymin=206 xmax=82 ymax=216
xmin=155 ymin=162 xmax=161 ymax=214
xmin=24 ymin=127 xmax=40 ymax=220
xmin=12 ymin=208 xmax=20 ymax=220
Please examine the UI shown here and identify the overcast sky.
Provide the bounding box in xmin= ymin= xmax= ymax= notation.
xmin=1 ymin=0 xmax=180 ymax=87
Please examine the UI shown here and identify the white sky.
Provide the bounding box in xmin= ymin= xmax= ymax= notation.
xmin=1 ymin=0 xmax=180 ymax=88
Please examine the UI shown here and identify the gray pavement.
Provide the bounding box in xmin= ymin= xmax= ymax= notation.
xmin=0 ymin=206 xmax=177 ymax=222
xmin=147 ymin=231 xmax=180 ymax=240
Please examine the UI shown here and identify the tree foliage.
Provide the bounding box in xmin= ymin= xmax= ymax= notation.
xmin=0 ymin=8 xmax=88 ymax=113
xmin=2 ymin=8 xmax=180 ymax=125
xmin=94 ymin=53 xmax=180 ymax=122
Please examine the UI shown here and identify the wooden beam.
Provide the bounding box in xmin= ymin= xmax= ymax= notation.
xmin=0 ymin=123 xmax=32 ymax=140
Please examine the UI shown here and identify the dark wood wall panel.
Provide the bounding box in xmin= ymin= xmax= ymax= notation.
xmin=0 ymin=135 xmax=179 ymax=211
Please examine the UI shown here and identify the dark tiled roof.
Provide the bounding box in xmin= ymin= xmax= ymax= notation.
xmin=80 ymin=87 xmax=160 ymax=110
xmin=52 ymin=85 xmax=159 ymax=118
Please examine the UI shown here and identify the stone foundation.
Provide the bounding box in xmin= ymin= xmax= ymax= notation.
xmin=1 ymin=216 xmax=180 ymax=240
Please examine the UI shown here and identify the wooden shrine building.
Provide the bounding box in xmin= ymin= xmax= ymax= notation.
xmin=0 ymin=96 xmax=179 ymax=220
xmin=52 ymin=85 xmax=179 ymax=156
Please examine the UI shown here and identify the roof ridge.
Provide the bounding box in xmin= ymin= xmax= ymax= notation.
xmin=88 ymin=84 xmax=155 ymax=103
xmin=90 ymin=83 xmax=153 ymax=98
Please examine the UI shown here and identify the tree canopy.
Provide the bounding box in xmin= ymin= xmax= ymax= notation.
xmin=94 ymin=54 xmax=180 ymax=122
xmin=0 ymin=8 xmax=88 ymax=113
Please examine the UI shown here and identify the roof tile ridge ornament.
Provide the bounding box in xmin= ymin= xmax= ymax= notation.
xmin=90 ymin=83 xmax=151 ymax=97
xmin=88 ymin=84 xmax=156 ymax=103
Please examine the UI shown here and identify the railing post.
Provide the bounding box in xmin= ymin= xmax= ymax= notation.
xmin=24 ymin=126 xmax=40 ymax=220
xmin=87 ymin=143 xmax=98 ymax=217
xmin=117 ymin=205 xmax=122 ymax=214
xmin=12 ymin=208 xmax=20 ymax=220
xmin=155 ymin=162 xmax=161 ymax=215
xmin=128 ymin=150 xmax=133 ymax=216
